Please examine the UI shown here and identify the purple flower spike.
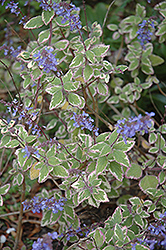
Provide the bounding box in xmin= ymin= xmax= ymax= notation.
xmin=33 ymin=47 xmax=58 ymax=73
xmin=5 ymin=1 xmax=20 ymax=16
xmin=137 ymin=18 xmax=155 ymax=49
xmin=71 ymin=111 xmax=99 ymax=136
xmin=116 ymin=112 xmax=154 ymax=143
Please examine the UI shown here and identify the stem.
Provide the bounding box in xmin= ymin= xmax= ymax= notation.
xmin=59 ymin=28 xmax=75 ymax=57
xmin=0 ymin=149 xmax=14 ymax=177
xmin=86 ymin=104 xmax=114 ymax=130
xmin=58 ymin=141 xmax=81 ymax=163
xmin=4 ymin=19 xmax=28 ymax=48
xmin=13 ymin=179 xmax=26 ymax=250
xmin=44 ymin=96 xmax=67 ymax=129
xmin=0 ymin=60 xmax=22 ymax=102
xmin=102 ymin=0 xmax=116 ymax=42
xmin=78 ymin=29 xmax=86 ymax=51
xmin=49 ymin=19 xmax=53 ymax=46
xmin=156 ymin=82 xmax=166 ymax=97
xmin=0 ymin=209 xmax=31 ymax=219
xmin=82 ymin=0 xmax=89 ymax=37
xmin=34 ymin=78 xmax=41 ymax=109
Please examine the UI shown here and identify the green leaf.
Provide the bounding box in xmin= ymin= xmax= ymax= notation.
xmin=48 ymin=157 xmax=61 ymax=166
xmin=108 ymin=161 xmax=123 ymax=181
xmin=97 ymin=82 xmax=108 ymax=96
xmin=83 ymin=64 xmax=93 ymax=82
xmin=156 ymin=24 xmax=166 ymax=36
xmin=91 ymin=45 xmax=109 ymax=57
xmin=0 ymin=184 xmax=10 ymax=195
xmin=96 ymin=156 xmax=108 ymax=175
xmin=41 ymin=210 xmax=52 ymax=226
xmin=105 ymin=207 xmax=122 ymax=228
xmin=50 ymin=210 xmax=61 ymax=224
xmin=93 ymin=188 xmax=109 ymax=202
xmin=50 ymin=91 xmax=63 ymax=109
xmin=114 ymin=65 xmax=128 ymax=74
xmin=134 ymin=214 xmax=144 ymax=228
xmin=55 ymin=39 xmax=69 ymax=50
xmin=17 ymin=173 xmax=24 ymax=186
xmin=25 ymin=135 xmax=37 ymax=143
xmin=103 ymin=60 xmax=114 ymax=71
xmin=113 ymin=150 xmax=130 ymax=167
xmin=42 ymin=9 xmax=55 ymax=25
xmin=135 ymin=245 xmax=149 ymax=249
xmin=68 ymin=93 xmax=82 ymax=107
xmin=53 ymin=165 xmax=68 ymax=178
xmin=161 ymin=198 xmax=166 ymax=208
xmin=129 ymin=197 xmax=141 ymax=205
xmin=136 ymin=4 xmax=146 ymax=18
xmin=39 ymin=165 xmax=51 ymax=183
xmin=78 ymin=189 xmax=91 ymax=203
xmin=139 ymin=175 xmax=158 ymax=192
xmin=6 ymin=139 xmax=20 ymax=148
xmin=100 ymin=144 xmax=112 ymax=156
xmin=64 ymin=81 xmax=79 ymax=92
xmin=141 ymin=64 xmax=154 ymax=75
xmin=94 ymin=228 xmax=105 ymax=247
xmin=149 ymin=54 xmax=164 ymax=66
xmin=103 ymin=246 xmax=115 ymax=250
xmin=38 ymin=30 xmax=50 ymax=44
xmin=149 ymin=132 xmax=157 ymax=144
xmin=112 ymin=140 xmax=134 ymax=152
xmin=128 ymin=58 xmax=139 ymax=71
xmin=126 ymin=163 xmax=142 ymax=179
xmin=72 ymin=178 xmax=85 ymax=190
xmin=86 ymin=50 xmax=96 ymax=63
xmin=69 ymin=54 xmax=84 ymax=68
xmin=22 ymin=75 xmax=32 ymax=89
xmin=114 ymin=224 xmax=124 ymax=241
xmin=147 ymin=204 xmax=156 ymax=213
xmin=24 ymin=16 xmax=43 ymax=29
xmin=96 ymin=132 xmax=110 ymax=143
xmin=108 ymin=129 xmax=119 ymax=145
xmin=0 ymin=135 xmax=11 ymax=148
xmin=158 ymin=171 xmax=165 ymax=184
xmin=90 ymin=142 xmax=106 ymax=153
xmin=0 ymin=196 xmax=3 ymax=206
xmin=46 ymin=119 xmax=57 ymax=130
xmin=107 ymin=24 xmax=118 ymax=31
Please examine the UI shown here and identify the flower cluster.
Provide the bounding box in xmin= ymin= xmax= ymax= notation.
xmin=32 ymin=223 xmax=96 ymax=250
xmin=22 ymin=196 xmax=66 ymax=214
xmin=33 ymin=47 xmax=58 ymax=73
xmin=5 ymin=0 xmax=20 ymax=15
xmin=132 ymin=212 xmax=166 ymax=250
xmin=36 ymin=0 xmax=82 ymax=31
xmin=137 ymin=19 xmax=155 ymax=49
xmin=21 ymin=145 xmax=40 ymax=158
xmin=2 ymin=99 xmax=40 ymax=136
xmin=116 ymin=112 xmax=155 ymax=143
xmin=3 ymin=45 xmax=22 ymax=57
xmin=32 ymin=234 xmax=53 ymax=250
xmin=71 ymin=111 xmax=99 ymax=136
xmin=54 ymin=2 xmax=82 ymax=31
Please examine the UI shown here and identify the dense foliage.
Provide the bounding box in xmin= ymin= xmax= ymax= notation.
xmin=0 ymin=0 xmax=166 ymax=249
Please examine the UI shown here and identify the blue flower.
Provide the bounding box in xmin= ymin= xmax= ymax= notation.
xmin=22 ymin=196 xmax=66 ymax=214
xmin=35 ymin=1 xmax=82 ymax=31
xmin=116 ymin=112 xmax=155 ymax=143
xmin=5 ymin=1 xmax=20 ymax=16
xmin=137 ymin=19 xmax=155 ymax=49
xmin=22 ymin=146 xmax=30 ymax=158
xmin=33 ymin=47 xmax=58 ymax=73
xmin=71 ymin=111 xmax=99 ymax=136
